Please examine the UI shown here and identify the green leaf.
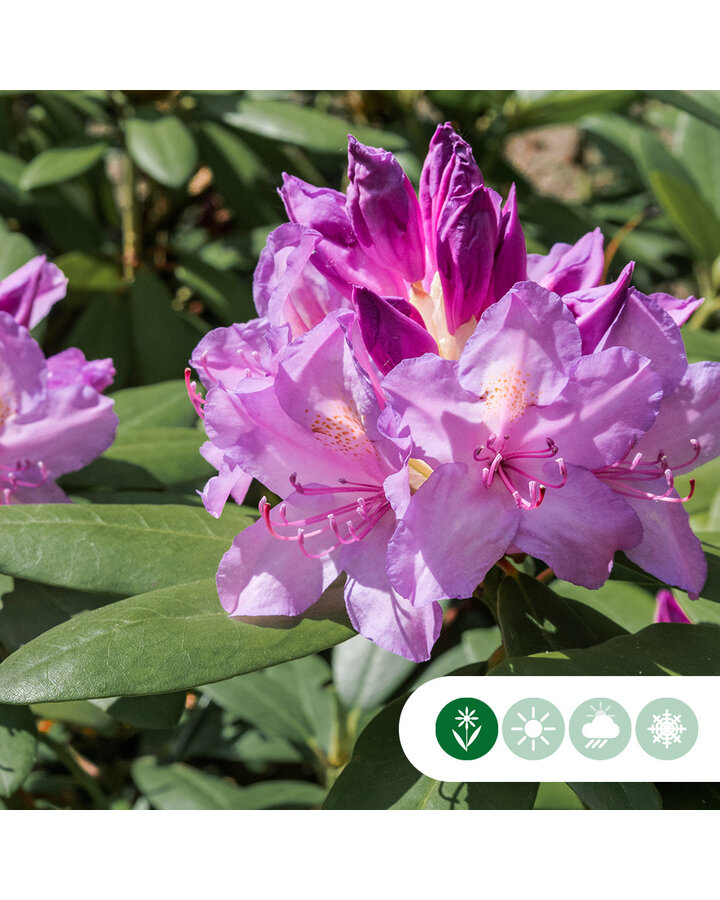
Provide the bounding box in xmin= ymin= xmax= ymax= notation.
xmin=61 ymin=294 xmax=133 ymax=389
xmin=567 ymin=782 xmax=662 ymax=810
xmin=413 ymin=627 xmax=502 ymax=687
xmin=0 ymin=503 xmax=254 ymax=596
xmin=649 ymin=170 xmax=720 ymax=260
xmin=31 ymin=700 xmax=117 ymax=733
xmin=0 ymin=579 xmax=353 ymax=702
xmin=223 ymin=99 xmax=407 ymax=153
xmin=324 ymin=695 xmax=538 ymax=810
xmin=656 ymin=782 xmax=720 ymax=809
xmin=682 ymin=329 xmax=720 ymax=365
xmin=512 ymin=91 xmax=637 ymax=129
xmin=674 ymin=97 xmax=720 ymax=220
xmin=112 ymin=380 xmax=198 ymax=429
xmin=495 ymin=573 xmax=627 ymax=657
xmin=0 ymin=704 xmax=37 ymax=797
xmin=552 ymin=578 xmax=656 ymax=634
xmin=202 ymin=656 xmax=334 ymax=757
xmin=103 ymin=426 xmax=213 ymax=488
xmin=0 ymin=578 xmax=116 ymax=652
xmin=129 ymin=269 xmax=207 ymax=385
xmin=0 ymin=230 xmax=36 ymax=279
xmin=133 ymin=758 xmax=324 ymax=809
xmin=52 ymin=251 xmax=125 ymax=292
xmin=490 ymin=623 xmax=720 ymax=676
xmin=533 ymin=782 xmax=585 ymax=810
xmin=332 ymin=635 xmax=416 ymax=712
xmin=19 ymin=142 xmax=108 ymax=190
xmin=125 ymin=116 xmax=198 ymax=188
xmin=100 ymin=692 xmax=187 ymax=730
xmin=645 ymin=90 xmax=720 ymax=131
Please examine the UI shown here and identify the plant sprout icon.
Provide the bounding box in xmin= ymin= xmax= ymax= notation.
xmin=510 ymin=705 xmax=557 ymax=752
xmin=453 ymin=706 xmax=482 ymax=752
xmin=582 ymin=701 xmax=620 ymax=749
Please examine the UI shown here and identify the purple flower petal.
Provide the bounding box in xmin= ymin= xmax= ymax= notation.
xmin=527 ymin=228 xmax=605 ymax=294
xmin=649 ymin=291 xmax=704 ymax=327
xmin=46 ymin=348 xmax=115 ymax=392
xmin=0 ymin=255 xmax=67 ymax=329
xmin=419 ymin=123 xmax=485 ymax=269
xmin=347 ymin=136 xmax=426 ymax=284
xmin=386 ymin=462 xmax=519 ymax=606
xmin=354 ymin=286 xmax=438 ymax=376
xmin=490 ymin=184 xmax=527 ymax=304
xmin=519 ymin=346 xmax=663 ymax=470
xmin=563 ymin=262 xmax=635 ymax=353
xmin=458 ymin=282 xmax=581 ymax=424
xmin=622 ymin=486 xmax=707 ymax=600
xmin=436 ymin=186 xmax=499 ymax=332
xmin=597 ymin=288 xmax=688 ymax=395
xmin=654 ymin=589 xmax=693 ymax=624
xmin=513 ymin=464 xmax=642 ymax=589
xmin=216 ymin=514 xmax=339 ymax=617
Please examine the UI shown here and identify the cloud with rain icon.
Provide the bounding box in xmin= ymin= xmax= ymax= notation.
xmin=582 ymin=706 xmax=620 ymax=749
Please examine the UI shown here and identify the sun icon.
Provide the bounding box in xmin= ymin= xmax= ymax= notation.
xmin=510 ymin=704 xmax=557 ymax=752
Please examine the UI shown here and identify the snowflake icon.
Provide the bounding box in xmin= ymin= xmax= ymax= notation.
xmin=648 ymin=708 xmax=687 ymax=749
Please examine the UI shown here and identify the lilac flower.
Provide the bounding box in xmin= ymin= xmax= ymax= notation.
xmin=593 ymin=359 xmax=720 ymax=598
xmin=529 ymin=231 xmax=703 ymax=355
xmin=203 ymin=311 xmax=441 ymax=661
xmin=279 ymin=123 xmax=526 ymax=368
xmin=654 ymin=589 xmax=693 ymax=624
xmin=382 ymin=281 xmax=664 ymax=603
xmin=0 ymin=312 xmax=117 ymax=505
xmin=0 ymin=255 xmax=67 ymax=329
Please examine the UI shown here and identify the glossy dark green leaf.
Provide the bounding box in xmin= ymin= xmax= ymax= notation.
xmin=496 ymin=573 xmax=627 ymax=657
xmin=0 ymin=503 xmax=254 ymax=596
xmin=112 ymin=380 xmax=198 ymax=429
xmin=649 ymin=170 xmax=720 ymax=260
xmin=567 ymin=782 xmax=662 ymax=809
xmin=102 ymin=692 xmax=187 ymax=729
xmin=552 ymin=578 xmax=656 ymax=634
xmin=133 ymin=758 xmax=324 ymax=809
xmin=413 ymin=627 xmax=502 ymax=687
xmin=125 ymin=116 xmax=198 ymax=188
xmin=223 ymin=99 xmax=406 ymax=153
xmin=0 ymin=579 xmax=353 ymax=702
xmin=490 ymin=623 xmax=720 ymax=676
xmin=656 ymin=782 xmax=720 ymax=809
xmin=61 ymin=293 xmax=133 ymax=389
xmin=324 ymin=695 xmax=538 ymax=810
xmin=332 ymin=635 xmax=417 ymax=712
xmin=202 ymin=656 xmax=334 ymax=756
xmin=103 ymin=426 xmax=213 ymax=487
xmin=19 ymin=142 xmax=108 ymax=190
xmin=0 ymin=578 xmax=116 ymax=652
xmin=129 ymin=269 xmax=207 ymax=385
xmin=0 ymin=704 xmax=37 ymax=797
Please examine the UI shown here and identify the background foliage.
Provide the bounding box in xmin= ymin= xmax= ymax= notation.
xmin=1 ymin=89 xmax=720 ymax=810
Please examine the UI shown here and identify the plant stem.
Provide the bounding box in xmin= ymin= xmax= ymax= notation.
xmin=119 ymin=152 xmax=138 ymax=282
xmin=39 ymin=733 xmax=110 ymax=810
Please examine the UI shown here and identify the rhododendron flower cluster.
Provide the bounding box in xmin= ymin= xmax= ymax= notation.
xmin=0 ymin=256 xmax=117 ymax=505
xmin=189 ymin=124 xmax=720 ymax=662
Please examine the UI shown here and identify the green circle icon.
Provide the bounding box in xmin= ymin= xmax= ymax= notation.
xmin=435 ymin=697 xmax=498 ymax=760
xmin=569 ymin=698 xmax=631 ymax=760
xmin=635 ymin=698 xmax=698 ymax=760
xmin=502 ymin=698 xmax=565 ymax=759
